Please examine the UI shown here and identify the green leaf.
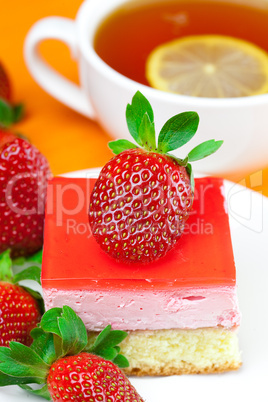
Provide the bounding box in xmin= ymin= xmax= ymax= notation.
xmin=186 ymin=163 xmax=195 ymax=192
xmin=97 ymin=347 xmax=118 ymax=361
xmin=19 ymin=384 xmax=51 ymax=400
xmin=126 ymin=91 xmax=154 ymax=146
xmin=58 ymin=306 xmax=88 ymax=356
xmin=13 ymin=249 xmax=43 ymax=266
xmin=0 ymin=100 xmax=25 ymax=128
xmin=96 ymin=330 xmax=128 ymax=350
xmin=0 ymin=249 xmax=13 ymax=282
xmin=0 ymin=99 xmax=14 ymax=127
xmin=0 ymin=371 xmax=41 ymax=387
xmin=158 ymin=111 xmax=199 ymax=153
xmin=89 ymin=325 xmax=128 ymax=354
xmin=40 ymin=307 xmax=63 ymax=337
xmin=12 ymin=103 xmax=24 ymax=123
xmin=138 ymin=112 xmax=156 ymax=151
xmin=187 ymin=139 xmax=224 ymax=162
xmin=11 ymin=257 xmax=25 ymax=266
xmin=91 ymin=325 xmax=111 ymax=350
xmin=108 ymin=139 xmax=138 ymax=155
xmin=13 ymin=266 xmax=41 ymax=285
xmin=0 ymin=342 xmax=48 ymax=369
xmin=0 ymin=343 xmax=49 ymax=382
xmin=26 ymin=249 xmax=43 ymax=264
xmin=113 ymin=354 xmax=129 ymax=368
xmin=87 ymin=326 xmax=129 ymax=366
xmin=30 ymin=328 xmax=57 ymax=365
xmin=41 ymin=307 xmax=88 ymax=358
xmin=30 ymin=326 xmax=42 ymax=339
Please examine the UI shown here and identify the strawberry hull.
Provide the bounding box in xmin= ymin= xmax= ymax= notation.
xmin=88 ymin=149 xmax=193 ymax=263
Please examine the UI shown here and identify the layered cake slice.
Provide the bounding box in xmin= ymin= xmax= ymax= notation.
xmin=42 ymin=175 xmax=241 ymax=375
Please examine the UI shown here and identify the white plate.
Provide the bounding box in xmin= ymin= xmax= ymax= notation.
xmin=1 ymin=169 xmax=268 ymax=402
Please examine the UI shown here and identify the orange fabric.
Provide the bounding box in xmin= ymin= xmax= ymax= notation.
xmin=0 ymin=0 xmax=268 ymax=197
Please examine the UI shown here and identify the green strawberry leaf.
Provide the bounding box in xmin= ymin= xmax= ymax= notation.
xmin=13 ymin=266 xmax=41 ymax=285
xmin=30 ymin=328 xmax=57 ymax=365
xmin=26 ymin=249 xmax=43 ymax=264
xmin=108 ymin=139 xmax=139 ymax=155
xmin=40 ymin=307 xmax=63 ymax=337
xmin=13 ymin=249 xmax=43 ymax=266
xmin=96 ymin=329 xmax=128 ymax=349
xmin=113 ymin=354 xmax=130 ymax=368
xmin=157 ymin=111 xmax=199 ymax=153
xmin=96 ymin=347 xmax=118 ymax=361
xmin=138 ymin=112 xmax=156 ymax=151
xmin=0 ymin=371 xmax=41 ymax=386
xmin=19 ymin=384 xmax=51 ymax=400
xmin=187 ymin=139 xmax=224 ymax=162
xmin=31 ymin=326 xmax=42 ymax=339
xmin=126 ymin=91 xmax=154 ymax=146
xmin=12 ymin=103 xmax=25 ymax=123
xmin=0 ymin=100 xmax=24 ymax=128
xmin=11 ymin=257 xmax=25 ymax=266
xmin=41 ymin=307 xmax=88 ymax=358
xmin=120 ymin=92 xmax=222 ymax=190
xmin=89 ymin=325 xmax=128 ymax=352
xmin=86 ymin=325 xmax=129 ymax=367
xmin=0 ymin=249 xmax=13 ymax=282
xmin=58 ymin=306 xmax=88 ymax=356
xmin=0 ymin=306 xmax=130 ymax=393
xmin=0 ymin=99 xmax=14 ymax=128
xmin=0 ymin=343 xmax=49 ymax=382
xmin=90 ymin=324 xmax=111 ymax=350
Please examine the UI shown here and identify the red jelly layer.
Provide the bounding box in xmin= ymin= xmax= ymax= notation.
xmin=42 ymin=176 xmax=236 ymax=290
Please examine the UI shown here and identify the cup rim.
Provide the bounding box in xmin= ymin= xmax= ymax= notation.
xmin=75 ymin=0 xmax=268 ymax=108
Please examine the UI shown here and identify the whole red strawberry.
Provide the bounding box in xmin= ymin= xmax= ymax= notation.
xmin=0 ymin=249 xmax=42 ymax=346
xmin=0 ymin=305 xmax=144 ymax=402
xmin=89 ymin=91 xmax=223 ymax=263
xmin=0 ymin=129 xmax=51 ymax=257
xmin=0 ymin=62 xmax=11 ymax=102
xmin=89 ymin=149 xmax=193 ymax=263
xmin=0 ymin=283 xmax=41 ymax=346
xmin=48 ymin=353 xmax=143 ymax=402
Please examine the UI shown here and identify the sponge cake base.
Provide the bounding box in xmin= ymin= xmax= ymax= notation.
xmin=88 ymin=327 xmax=241 ymax=376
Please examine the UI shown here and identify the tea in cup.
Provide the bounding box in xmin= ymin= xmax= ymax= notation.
xmin=24 ymin=0 xmax=268 ymax=177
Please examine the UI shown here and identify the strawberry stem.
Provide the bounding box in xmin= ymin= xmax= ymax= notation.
xmin=108 ymin=91 xmax=223 ymax=192
xmin=0 ymin=306 xmax=129 ymax=397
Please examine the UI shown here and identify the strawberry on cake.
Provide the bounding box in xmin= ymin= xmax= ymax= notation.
xmin=42 ymin=92 xmax=241 ymax=375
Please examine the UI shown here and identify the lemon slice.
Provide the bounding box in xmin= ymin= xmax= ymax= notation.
xmin=146 ymin=35 xmax=268 ymax=98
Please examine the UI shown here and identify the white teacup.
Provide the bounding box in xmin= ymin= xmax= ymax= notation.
xmin=24 ymin=0 xmax=268 ymax=178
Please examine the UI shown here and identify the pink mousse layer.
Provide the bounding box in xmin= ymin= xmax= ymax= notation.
xmin=43 ymin=286 xmax=240 ymax=331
